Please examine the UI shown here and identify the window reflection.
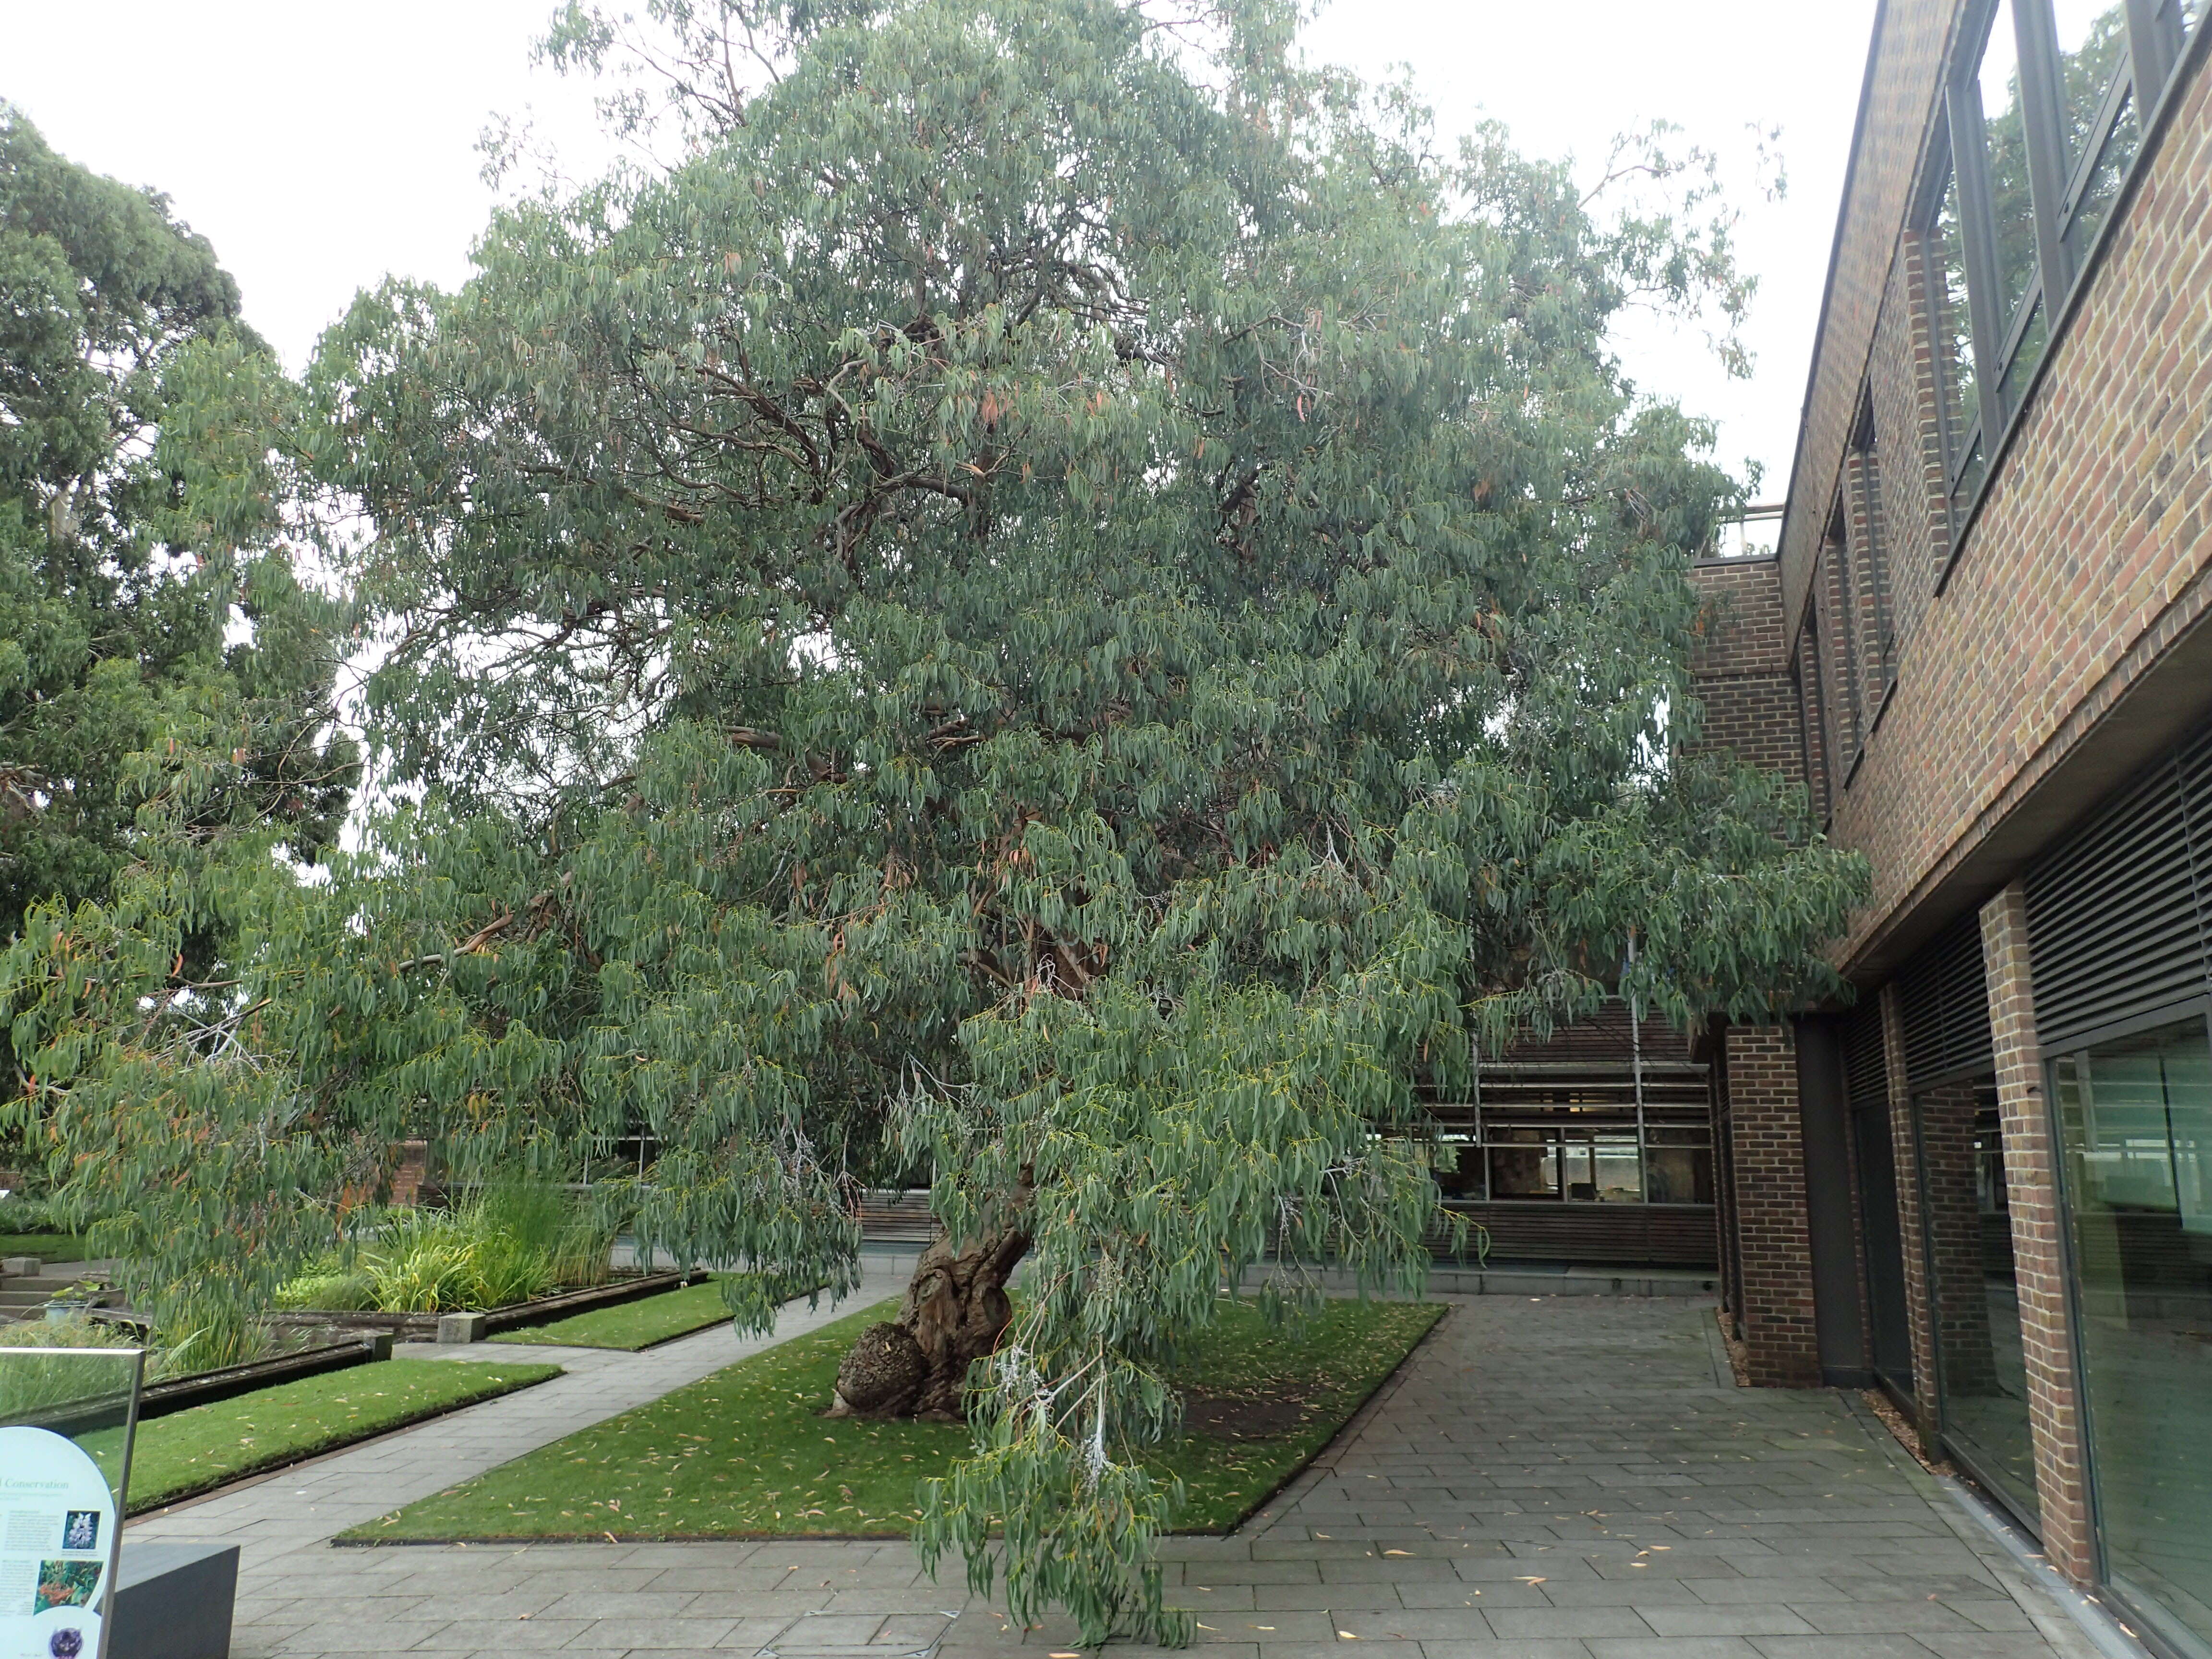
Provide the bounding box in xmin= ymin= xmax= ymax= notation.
xmin=2055 ymin=1018 xmax=2212 ymax=1656
xmin=1917 ymin=1077 xmax=2039 ymax=1518
xmin=1932 ymin=161 xmax=1983 ymax=487
xmin=1976 ymin=0 xmax=2042 ymax=325
xmin=1998 ymin=300 xmax=2049 ymax=409
xmin=2054 ymin=1 xmax=2141 ymax=254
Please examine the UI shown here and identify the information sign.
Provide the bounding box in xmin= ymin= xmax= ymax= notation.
xmin=0 ymin=1346 xmax=144 ymax=1659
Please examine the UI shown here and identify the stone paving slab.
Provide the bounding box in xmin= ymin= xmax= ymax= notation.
xmin=129 ymin=1291 xmax=2114 ymax=1659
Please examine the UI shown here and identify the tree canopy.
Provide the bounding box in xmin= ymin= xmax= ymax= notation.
xmin=2 ymin=3 xmax=1864 ymax=1640
xmin=0 ymin=108 xmax=355 ymax=932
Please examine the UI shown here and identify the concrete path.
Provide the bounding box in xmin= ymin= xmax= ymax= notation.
xmin=127 ymin=1293 xmax=2113 ymax=1659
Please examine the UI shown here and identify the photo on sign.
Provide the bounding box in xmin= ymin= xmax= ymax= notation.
xmin=59 ymin=1513 xmax=98 ymax=1554
xmin=34 ymin=1560 xmax=100 ymax=1613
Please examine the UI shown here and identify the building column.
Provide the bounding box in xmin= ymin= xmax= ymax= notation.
xmin=1879 ymin=982 xmax=1943 ymax=1452
xmin=1718 ymin=1022 xmax=1823 ymax=1385
xmin=1980 ymin=883 xmax=2096 ymax=1584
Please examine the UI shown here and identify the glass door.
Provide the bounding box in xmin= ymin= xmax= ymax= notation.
xmin=2053 ymin=1012 xmax=2212 ymax=1658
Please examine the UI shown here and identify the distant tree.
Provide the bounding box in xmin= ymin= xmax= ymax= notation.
xmin=2 ymin=3 xmax=1864 ymax=1638
xmin=0 ymin=109 xmax=357 ymax=1351
xmin=0 ymin=108 xmax=355 ymax=939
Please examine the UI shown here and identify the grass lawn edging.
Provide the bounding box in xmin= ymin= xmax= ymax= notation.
xmin=340 ymin=1295 xmax=1444 ymax=1545
xmin=487 ymin=1274 xmax=830 ymax=1351
xmin=106 ymin=1358 xmax=563 ymax=1515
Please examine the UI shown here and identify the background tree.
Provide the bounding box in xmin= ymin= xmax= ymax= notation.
xmin=0 ymin=108 xmax=355 ymax=932
xmin=0 ymin=109 xmax=359 ymax=1351
xmin=4 ymin=1 xmax=1866 ymax=1638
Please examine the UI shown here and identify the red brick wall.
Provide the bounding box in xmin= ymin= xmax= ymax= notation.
xmin=1716 ymin=1022 xmax=1823 ymax=1386
xmin=1799 ymin=40 xmax=2212 ymax=970
xmin=1980 ymin=884 xmax=2095 ymax=1583
xmin=1690 ymin=556 xmax=1807 ymax=789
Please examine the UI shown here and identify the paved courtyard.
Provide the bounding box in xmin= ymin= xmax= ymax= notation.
xmin=127 ymin=1289 xmax=2110 ymax=1659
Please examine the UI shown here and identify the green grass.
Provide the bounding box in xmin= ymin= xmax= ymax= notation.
xmin=487 ymin=1275 xmax=794 ymax=1351
xmin=0 ymin=1233 xmax=92 ymax=1260
xmin=82 ymin=1358 xmax=562 ymax=1514
xmin=343 ymin=1295 xmax=1443 ymax=1543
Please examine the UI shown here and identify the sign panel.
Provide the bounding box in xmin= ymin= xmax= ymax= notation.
xmin=0 ymin=1347 xmax=144 ymax=1659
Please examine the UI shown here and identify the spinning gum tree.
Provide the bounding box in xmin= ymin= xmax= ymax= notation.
xmin=4 ymin=0 xmax=1864 ymax=1640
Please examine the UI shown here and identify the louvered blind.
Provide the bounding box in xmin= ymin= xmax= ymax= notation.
xmin=1843 ymin=998 xmax=1889 ymax=1112
xmin=1897 ymin=909 xmax=1993 ymax=1087
xmin=2025 ymin=729 xmax=2210 ymax=1054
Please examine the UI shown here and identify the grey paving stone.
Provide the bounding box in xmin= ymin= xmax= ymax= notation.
xmin=132 ymin=1290 xmax=2118 ymax=1659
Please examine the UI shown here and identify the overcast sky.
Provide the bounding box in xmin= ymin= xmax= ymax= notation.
xmin=3 ymin=0 xmax=1878 ymax=510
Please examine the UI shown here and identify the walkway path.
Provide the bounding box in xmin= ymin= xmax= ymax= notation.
xmin=127 ymin=1293 xmax=2113 ymax=1659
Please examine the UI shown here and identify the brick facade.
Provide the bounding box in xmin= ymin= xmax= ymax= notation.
xmin=1671 ymin=2 xmax=2212 ymax=1620
xmin=1801 ymin=41 xmax=2212 ymax=976
xmin=1713 ymin=1022 xmax=1823 ymax=1386
xmin=1979 ymin=885 xmax=2094 ymax=1581
xmin=1690 ymin=556 xmax=1807 ymax=790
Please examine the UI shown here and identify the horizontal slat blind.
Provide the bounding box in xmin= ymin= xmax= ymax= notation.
xmin=2026 ymin=736 xmax=2208 ymax=1053
xmin=1898 ymin=910 xmax=1993 ymax=1086
xmin=1844 ymin=998 xmax=1890 ymax=1113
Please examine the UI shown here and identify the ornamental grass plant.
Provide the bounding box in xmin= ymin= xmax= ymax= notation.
xmin=273 ymin=1182 xmax=617 ymax=1315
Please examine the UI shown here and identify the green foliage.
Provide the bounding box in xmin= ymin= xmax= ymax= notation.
xmin=0 ymin=1191 xmax=63 ymax=1233
xmin=0 ymin=107 xmax=357 ymax=932
xmin=274 ymin=1187 xmax=617 ymax=1312
xmin=0 ymin=109 xmax=359 ymax=1359
xmin=5 ymin=0 xmax=1868 ymax=1639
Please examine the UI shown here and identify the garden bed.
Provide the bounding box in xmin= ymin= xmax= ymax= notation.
xmin=270 ymin=1269 xmax=686 ymax=1342
xmin=136 ymin=1334 xmax=393 ymax=1420
xmin=102 ymin=1357 xmax=563 ymax=1514
xmin=487 ymin=1274 xmax=824 ymax=1351
xmin=340 ymin=1294 xmax=1444 ymax=1543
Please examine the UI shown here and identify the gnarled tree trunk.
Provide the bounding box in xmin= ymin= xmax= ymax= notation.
xmin=829 ymin=1223 xmax=1030 ymax=1419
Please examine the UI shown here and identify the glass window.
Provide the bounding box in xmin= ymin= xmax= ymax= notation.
xmin=2054 ymin=1017 xmax=2212 ymax=1656
xmin=2067 ymin=90 xmax=2141 ymax=254
xmin=1436 ymin=1140 xmax=1484 ymax=1200
xmin=1646 ymin=1146 xmax=1714 ymax=1205
xmin=1976 ymin=0 xmax=2042 ymax=328
xmin=1915 ymin=1078 xmax=2039 ymax=1518
xmin=2054 ymin=0 xmax=2131 ymax=170
xmin=2054 ymin=1 xmax=2142 ymax=255
xmin=1488 ymin=1142 xmax=1559 ymax=1200
xmin=1930 ymin=162 xmax=1984 ymax=490
xmin=1998 ymin=298 xmax=2050 ymax=409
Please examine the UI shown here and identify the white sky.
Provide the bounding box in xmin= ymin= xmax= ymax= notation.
xmin=2 ymin=0 xmax=1877 ymax=506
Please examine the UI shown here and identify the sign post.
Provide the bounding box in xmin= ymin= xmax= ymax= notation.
xmin=0 ymin=1345 xmax=145 ymax=1659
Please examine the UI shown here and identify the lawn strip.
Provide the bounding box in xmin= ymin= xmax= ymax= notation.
xmin=343 ymin=1295 xmax=1441 ymax=1543
xmin=0 ymin=1233 xmax=92 ymax=1261
xmin=487 ymin=1274 xmax=814 ymax=1351
xmin=86 ymin=1358 xmax=562 ymax=1514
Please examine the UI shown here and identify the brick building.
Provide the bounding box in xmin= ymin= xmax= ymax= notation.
xmin=1686 ymin=1 xmax=2212 ymax=1653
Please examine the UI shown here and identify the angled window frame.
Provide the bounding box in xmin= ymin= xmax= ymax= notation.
xmin=1926 ymin=0 xmax=2210 ymax=586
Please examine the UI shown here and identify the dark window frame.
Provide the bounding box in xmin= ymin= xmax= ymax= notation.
xmin=2041 ymin=998 xmax=2212 ymax=1645
xmin=1919 ymin=0 xmax=2205 ymax=592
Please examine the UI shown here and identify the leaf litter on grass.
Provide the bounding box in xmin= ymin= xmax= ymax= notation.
xmin=346 ymin=1294 xmax=1442 ymax=1542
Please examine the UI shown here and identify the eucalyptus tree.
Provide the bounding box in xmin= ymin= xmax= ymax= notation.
xmin=0 ymin=111 xmax=358 ymax=1283
xmin=0 ymin=108 xmax=355 ymax=935
xmin=7 ymin=0 xmax=1864 ymax=1638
